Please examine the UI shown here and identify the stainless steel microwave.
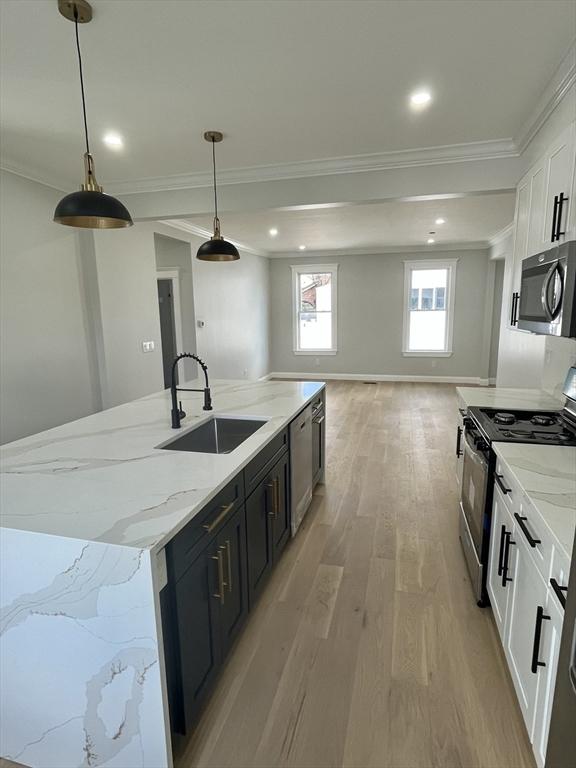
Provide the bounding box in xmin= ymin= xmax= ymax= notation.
xmin=518 ymin=241 xmax=576 ymax=337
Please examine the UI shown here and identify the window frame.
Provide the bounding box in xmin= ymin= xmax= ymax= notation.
xmin=291 ymin=263 xmax=339 ymax=355
xmin=402 ymin=259 xmax=458 ymax=357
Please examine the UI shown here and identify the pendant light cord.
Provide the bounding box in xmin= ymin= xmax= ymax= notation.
xmin=212 ymin=138 xmax=218 ymax=222
xmin=74 ymin=7 xmax=91 ymax=156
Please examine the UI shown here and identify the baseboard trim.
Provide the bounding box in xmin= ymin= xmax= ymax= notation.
xmin=269 ymin=371 xmax=490 ymax=386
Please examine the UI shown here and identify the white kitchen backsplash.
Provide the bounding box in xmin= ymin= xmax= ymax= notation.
xmin=542 ymin=336 xmax=576 ymax=399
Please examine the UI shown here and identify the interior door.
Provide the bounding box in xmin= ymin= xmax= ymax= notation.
xmin=157 ymin=278 xmax=177 ymax=388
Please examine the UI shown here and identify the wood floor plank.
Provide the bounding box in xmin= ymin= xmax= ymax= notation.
xmin=179 ymin=381 xmax=535 ymax=768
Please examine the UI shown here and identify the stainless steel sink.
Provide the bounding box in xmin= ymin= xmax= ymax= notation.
xmin=158 ymin=417 xmax=267 ymax=454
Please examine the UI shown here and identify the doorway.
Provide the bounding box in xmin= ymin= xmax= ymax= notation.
xmin=157 ymin=277 xmax=180 ymax=388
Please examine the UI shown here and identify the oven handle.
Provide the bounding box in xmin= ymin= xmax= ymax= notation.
xmin=541 ymin=260 xmax=563 ymax=321
xmin=456 ymin=425 xmax=463 ymax=458
xmin=463 ymin=429 xmax=487 ymax=467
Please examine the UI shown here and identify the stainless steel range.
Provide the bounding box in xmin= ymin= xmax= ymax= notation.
xmin=458 ymin=366 xmax=576 ymax=607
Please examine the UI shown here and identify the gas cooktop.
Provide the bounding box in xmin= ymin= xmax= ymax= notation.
xmin=468 ymin=406 xmax=576 ymax=446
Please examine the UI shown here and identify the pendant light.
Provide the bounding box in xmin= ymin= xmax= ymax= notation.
xmin=196 ymin=132 xmax=240 ymax=261
xmin=53 ymin=0 xmax=132 ymax=229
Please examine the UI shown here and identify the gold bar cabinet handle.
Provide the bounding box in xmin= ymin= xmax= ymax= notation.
xmin=225 ymin=540 xmax=233 ymax=593
xmin=204 ymin=501 xmax=234 ymax=533
xmin=266 ymin=482 xmax=276 ymax=518
xmin=212 ymin=550 xmax=225 ymax=605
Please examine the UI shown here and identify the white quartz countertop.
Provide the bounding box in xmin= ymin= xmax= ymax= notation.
xmin=0 ymin=379 xmax=324 ymax=551
xmin=493 ymin=443 xmax=576 ymax=560
xmin=456 ymin=386 xmax=563 ymax=411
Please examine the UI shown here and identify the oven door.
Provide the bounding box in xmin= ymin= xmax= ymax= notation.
xmin=461 ymin=429 xmax=488 ymax=560
xmin=518 ymin=254 xmax=565 ymax=335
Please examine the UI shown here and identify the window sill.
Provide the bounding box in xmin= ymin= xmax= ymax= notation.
xmin=402 ymin=350 xmax=453 ymax=358
xmin=293 ymin=349 xmax=338 ymax=356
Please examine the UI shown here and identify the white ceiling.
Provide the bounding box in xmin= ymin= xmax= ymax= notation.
xmin=0 ymin=0 xmax=574 ymax=188
xmin=182 ymin=192 xmax=516 ymax=254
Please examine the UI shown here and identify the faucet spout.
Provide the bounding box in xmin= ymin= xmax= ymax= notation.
xmin=170 ymin=353 xmax=213 ymax=428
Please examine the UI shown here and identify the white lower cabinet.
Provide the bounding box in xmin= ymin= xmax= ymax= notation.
xmin=532 ymin=592 xmax=564 ymax=768
xmin=504 ymin=527 xmax=548 ymax=743
xmin=487 ymin=472 xmax=567 ymax=768
xmin=487 ymin=485 xmax=514 ymax=640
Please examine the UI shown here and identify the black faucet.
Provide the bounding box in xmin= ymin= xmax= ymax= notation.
xmin=170 ymin=353 xmax=212 ymax=428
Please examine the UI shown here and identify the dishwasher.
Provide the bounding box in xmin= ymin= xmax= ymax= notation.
xmin=290 ymin=404 xmax=313 ymax=536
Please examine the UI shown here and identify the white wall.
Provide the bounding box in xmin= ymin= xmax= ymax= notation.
xmin=269 ymin=249 xmax=496 ymax=382
xmin=0 ymin=171 xmax=97 ymax=443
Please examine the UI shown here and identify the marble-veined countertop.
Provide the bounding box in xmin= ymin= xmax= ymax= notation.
xmin=0 ymin=379 xmax=324 ymax=552
xmin=456 ymin=386 xmax=563 ymax=411
xmin=493 ymin=443 xmax=576 ymax=559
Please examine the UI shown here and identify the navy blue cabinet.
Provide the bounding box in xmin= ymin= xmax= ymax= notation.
xmin=161 ymin=429 xmax=290 ymax=751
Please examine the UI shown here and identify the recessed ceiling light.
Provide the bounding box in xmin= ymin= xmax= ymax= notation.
xmin=435 ymin=218 xmax=445 ymax=225
xmin=410 ymin=90 xmax=432 ymax=109
xmin=269 ymin=228 xmax=278 ymax=237
xmin=103 ymin=132 xmax=123 ymax=150
xmin=427 ymin=238 xmax=435 ymax=244
xmin=298 ymin=245 xmax=306 ymax=251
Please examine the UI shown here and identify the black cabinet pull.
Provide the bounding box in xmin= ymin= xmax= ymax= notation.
xmin=550 ymin=577 xmax=568 ymax=610
xmin=501 ymin=532 xmax=515 ymax=587
xmin=514 ymin=513 xmax=541 ymax=547
xmin=551 ymin=195 xmax=559 ymax=242
xmin=556 ymin=192 xmax=568 ymax=241
xmin=497 ymin=525 xmax=507 ymax=577
xmin=494 ymin=473 xmax=511 ymax=495
xmin=531 ymin=605 xmax=550 ymax=673
xmin=510 ymin=292 xmax=519 ymax=326
xmin=456 ymin=425 xmax=463 ymax=458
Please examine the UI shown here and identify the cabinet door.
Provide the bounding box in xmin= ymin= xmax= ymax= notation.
xmin=544 ymin=122 xmax=576 ymax=246
xmin=217 ymin=505 xmax=249 ymax=658
xmin=504 ymin=531 xmax=549 ymax=740
xmin=270 ymin=451 xmax=290 ymax=560
xmin=487 ymin=486 xmax=514 ymax=641
xmin=509 ymin=175 xmax=531 ymax=328
xmin=245 ymin=478 xmax=273 ymax=606
xmin=532 ymin=588 xmax=564 ymax=768
xmin=526 ymin=162 xmax=547 ymax=257
xmin=174 ymin=544 xmax=222 ymax=733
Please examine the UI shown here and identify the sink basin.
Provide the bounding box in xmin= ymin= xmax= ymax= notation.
xmin=158 ymin=416 xmax=267 ymax=454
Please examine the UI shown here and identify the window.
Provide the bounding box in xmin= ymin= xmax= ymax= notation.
xmin=403 ymin=260 xmax=457 ymax=356
xmin=292 ymin=264 xmax=338 ymax=354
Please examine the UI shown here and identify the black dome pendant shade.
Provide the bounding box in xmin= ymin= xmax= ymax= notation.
xmin=197 ymin=131 xmax=239 ymax=262
xmin=54 ymin=1 xmax=133 ymax=229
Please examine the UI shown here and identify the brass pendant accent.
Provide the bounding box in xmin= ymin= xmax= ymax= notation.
xmin=58 ymin=0 xmax=93 ymax=23
xmin=204 ymin=131 xmax=223 ymax=143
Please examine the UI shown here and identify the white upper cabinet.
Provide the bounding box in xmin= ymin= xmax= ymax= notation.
xmin=542 ymin=122 xmax=576 ymax=247
xmin=506 ymin=120 xmax=576 ymax=331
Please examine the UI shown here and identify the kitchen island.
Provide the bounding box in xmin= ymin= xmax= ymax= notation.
xmin=0 ymin=378 xmax=325 ymax=768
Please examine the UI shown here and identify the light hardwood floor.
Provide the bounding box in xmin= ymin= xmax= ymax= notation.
xmin=177 ymin=381 xmax=535 ymax=768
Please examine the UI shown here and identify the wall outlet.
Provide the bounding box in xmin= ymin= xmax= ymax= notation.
xmin=142 ymin=341 xmax=155 ymax=353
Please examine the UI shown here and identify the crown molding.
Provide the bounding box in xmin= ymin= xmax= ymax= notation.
xmin=267 ymin=242 xmax=490 ymax=259
xmin=0 ymin=159 xmax=68 ymax=192
xmin=515 ymin=42 xmax=576 ymax=154
xmin=105 ymin=138 xmax=518 ymax=196
xmin=159 ymin=219 xmax=267 ymax=257
xmin=488 ymin=222 xmax=514 ymax=247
